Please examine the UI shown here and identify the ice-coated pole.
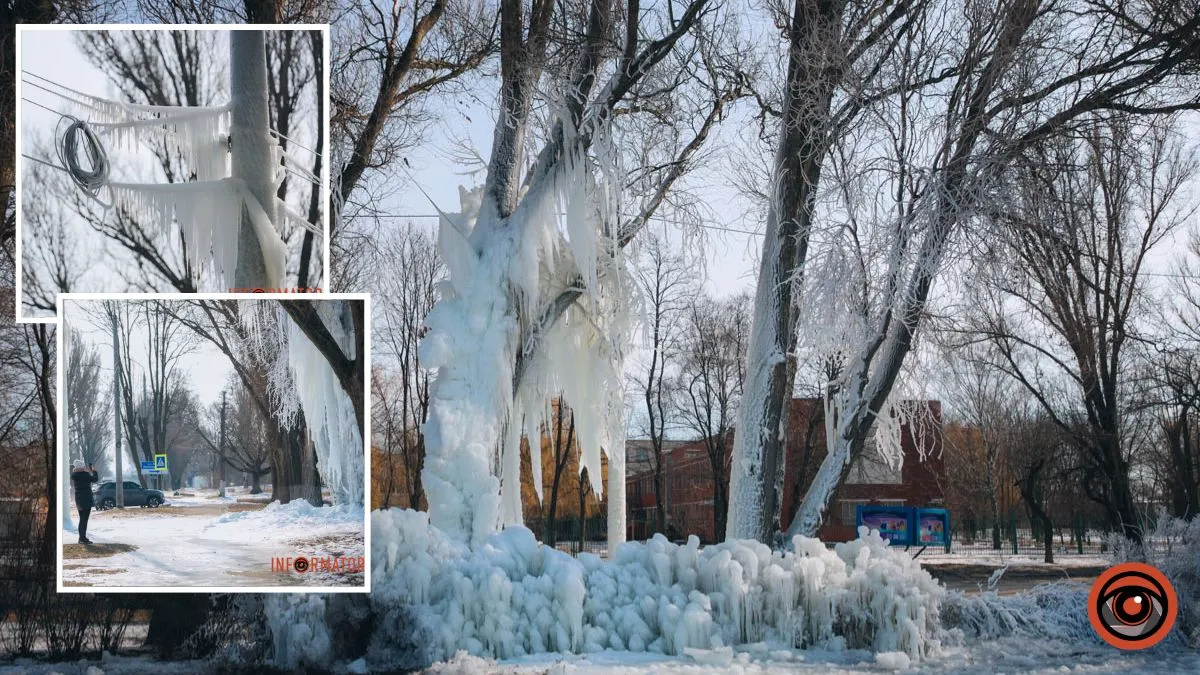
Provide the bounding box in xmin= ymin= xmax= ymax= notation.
xmin=111 ymin=310 xmax=123 ymax=508
xmin=230 ymin=30 xmax=274 ymax=289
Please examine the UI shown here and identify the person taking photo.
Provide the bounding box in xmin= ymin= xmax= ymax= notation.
xmin=71 ymin=459 xmax=99 ymax=544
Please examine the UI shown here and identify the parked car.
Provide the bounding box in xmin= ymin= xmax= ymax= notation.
xmin=93 ymin=481 xmax=165 ymax=509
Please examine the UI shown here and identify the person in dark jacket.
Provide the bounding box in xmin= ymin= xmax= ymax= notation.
xmin=70 ymin=459 xmax=99 ymax=544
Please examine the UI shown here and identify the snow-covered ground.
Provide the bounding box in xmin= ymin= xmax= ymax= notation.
xmin=419 ymin=639 xmax=1200 ymax=674
xmin=4 ymin=638 xmax=1196 ymax=674
xmin=63 ymin=497 xmax=364 ymax=588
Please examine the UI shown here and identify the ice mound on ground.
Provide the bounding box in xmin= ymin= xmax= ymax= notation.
xmin=342 ymin=512 xmax=944 ymax=670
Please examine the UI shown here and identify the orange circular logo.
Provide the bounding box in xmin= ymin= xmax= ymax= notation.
xmin=1088 ymin=562 xmax=1177 ymax=649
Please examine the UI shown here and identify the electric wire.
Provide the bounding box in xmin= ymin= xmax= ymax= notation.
xmin=270 ymin=128 xmax=321 ymax=157
xmin=55 ymin=115 xmax=112 ymax=208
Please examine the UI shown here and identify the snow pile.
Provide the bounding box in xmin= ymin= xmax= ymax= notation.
xmin=346 ymin=514 xmax=943 ymax=670
xmin=287 ymin=302 xmax=364 ymax=506
xmin=940 ymin=582 xmax=1096 ymax=644
xmin=208 ymin=498 xmax=363 ymax=529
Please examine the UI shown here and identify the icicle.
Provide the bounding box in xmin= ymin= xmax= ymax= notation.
xmin=94 ymin=105 xmax=231 ymax=181
xmin=108 ymin=179 xmax=242 ymax=285
xmin=286 ymin=302 xmax=364 ymax=506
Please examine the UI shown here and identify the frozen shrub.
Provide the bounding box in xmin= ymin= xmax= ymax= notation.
xmin=184 ymin=594 xmax=271 ymax=665
xmin=941 ymin=582 xmax=1097 ymax=644
xmin=264 ymin=594 xmax=333 ymax=670
xmin=1108 ymin=513 xmax=1200 ymax=647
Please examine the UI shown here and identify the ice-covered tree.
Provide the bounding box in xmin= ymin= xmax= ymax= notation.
xmin=418 ymin=0 xmax=735 ymax=548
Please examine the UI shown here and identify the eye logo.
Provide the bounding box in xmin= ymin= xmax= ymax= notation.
xmin=1088 ymin=562 xmax=1177 ymax=649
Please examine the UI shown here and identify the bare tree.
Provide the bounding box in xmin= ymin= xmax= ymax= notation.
xmin=541 ymin=399 xmax=576 ymax=546
xmin=944 ymin=347 xmax=1019 ymax=549
xmin=629 ymin=233 xmax=692 ymax=534
xmin=975 ymin=117 xmax=1196 ymax=543
xmin=65 ymin=331 xmax=110 ymax=476
xmin=1006 ymin=412 xmax=1071 ymax=564
xmin=330 ymin=0 xmax=496 ymax=291
xmin=371 ymin=224 xmax=442 ymax=509
xmin=199 ymin=379 xmax=272 ymax=494
xmin=675 ymin=291 xmax=750 ymax=542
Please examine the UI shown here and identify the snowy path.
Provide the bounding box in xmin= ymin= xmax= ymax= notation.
xmin=63 ymin=499 xmax=364 ymax=588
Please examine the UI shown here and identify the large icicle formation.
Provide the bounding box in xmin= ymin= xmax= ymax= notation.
xmin=286 ymin=302 xmax=364 ymax=506
xmin=237 ymin=300 xmax=364 ymax=506
xmin=108 ymin=179 xmax=286 ymax=289
xmin=109 ymin=179 xmax=242 ymax=282
xmin=419 ymin=124 xmax=630 ymax=545
xmin=269 ymin=515 xmax=943 ymax=670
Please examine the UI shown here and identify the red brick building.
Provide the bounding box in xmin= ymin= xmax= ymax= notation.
xmin=626 ymin=398 xmax=945 ymax=543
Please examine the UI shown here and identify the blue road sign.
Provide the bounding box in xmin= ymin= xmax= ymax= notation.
xmin=141 ymin=461 xmax=155 ymax=472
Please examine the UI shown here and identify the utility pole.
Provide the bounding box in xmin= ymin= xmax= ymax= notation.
xmin=110 ymin=309 xmax=123 ymax=509
xmin=230 ymin=29 xmax=274 ymax=289
xmin=219 ymin=390 xmax=227 ymax=498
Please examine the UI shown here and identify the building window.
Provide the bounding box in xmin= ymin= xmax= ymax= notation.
xmin=841 ymin=498 xmax=906 ymax=525
xmin=845 ymin=437 xmax=902 ymax=485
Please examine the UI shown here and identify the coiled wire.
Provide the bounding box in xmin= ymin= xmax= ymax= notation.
xmin=56 ymin=115 xmax=112 ymax=208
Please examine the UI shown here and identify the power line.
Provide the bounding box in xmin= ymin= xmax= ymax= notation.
xmin=21 ymin=152 xmax=71 ymax=174
xmin=271 ymin=128 xmax=321 ymax=157
xmin=21 ymin=96 xmax=70 ymax=118
xmin=21 ymin=76 xmax=100 ymax=112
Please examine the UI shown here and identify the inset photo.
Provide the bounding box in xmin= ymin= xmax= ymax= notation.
xmin=16 ymin=25 xmax=329 ymax=321
xmin=57 ymin=294 xmax=368 ymax=592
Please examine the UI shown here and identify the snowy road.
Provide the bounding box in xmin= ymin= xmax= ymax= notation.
xmin=63 ymin=497 xmax=364 ymax=588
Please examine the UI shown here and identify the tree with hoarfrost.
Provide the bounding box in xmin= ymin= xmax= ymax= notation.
xmin=729 ymin=0 xmax=1200 ymax=543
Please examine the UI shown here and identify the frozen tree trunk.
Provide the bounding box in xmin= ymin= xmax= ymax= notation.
xmin=607 ymin=430 xmax=626 ymax=554
xmin=787 ymin=395 xmax=874 ymax=538
xmin=726 ymin=0 xmax=842 ymax=543
xmin=230 ymin=30 xmax=274 ymax=289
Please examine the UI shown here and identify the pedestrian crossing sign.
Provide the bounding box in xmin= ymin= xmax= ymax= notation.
xmin=155 ymin=454 xmax=168 ymax=471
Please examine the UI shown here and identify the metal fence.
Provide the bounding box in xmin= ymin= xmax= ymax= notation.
xmin=522 ymin=516 xmax=609 ymax=556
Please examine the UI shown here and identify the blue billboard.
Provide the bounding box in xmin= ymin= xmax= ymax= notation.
xmin=915 ymin=507 xmax=949 ymax=547
xmin=856 ymin=505 xmax=914 ymax=545
xmin=856 ymin=505 xmax=950 ymax=548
